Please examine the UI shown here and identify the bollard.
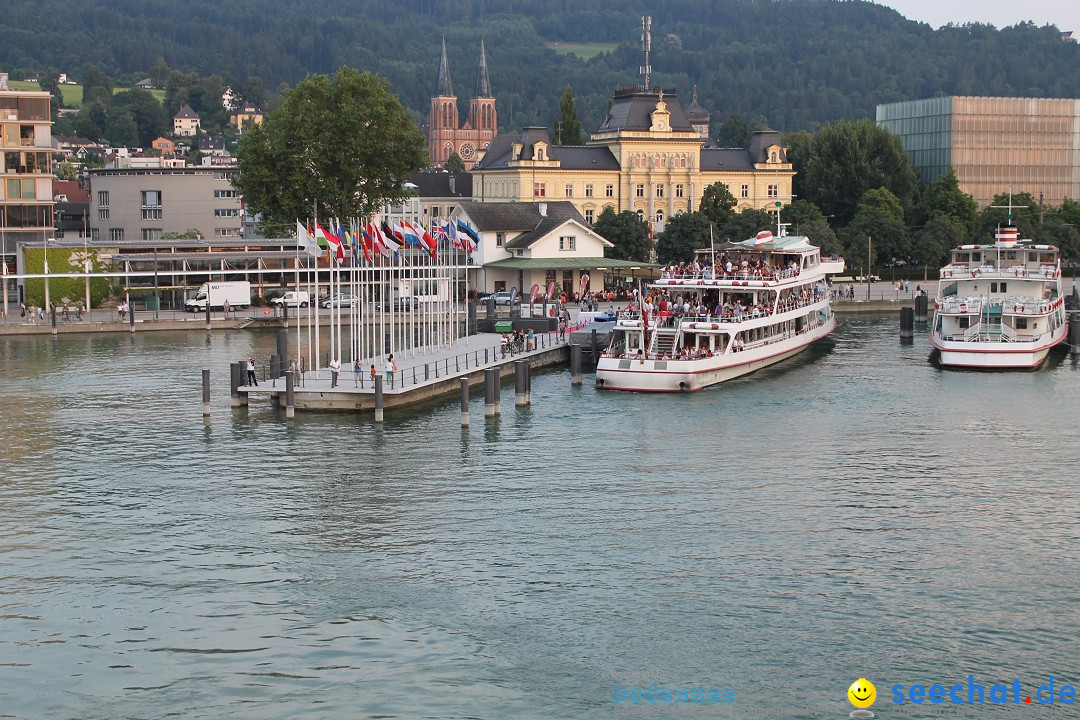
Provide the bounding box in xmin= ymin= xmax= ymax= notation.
xmin=525 ymin=360 xmax=532 ymax=405
xmin=460 ymin=377 xmax=470 ymax=427
xmin=571 ymin=343 xmax=583 ymax=386
xmin=914 ymin=294 xmax=928 ymax=323
xmin=51 ymin=305 xmax=58 ymax=335
xmin=229 ymin=361 xmax=242 ymax=407
xmin=129 ymin=302 xmax=136 ymax=333
xmin=484 ymin=368 xmax=496 ymax=417
xmin=202 ymin=369 xmax=211 ymax=417
xmin=205 ymin=300 xmax=211 ymax=331
xmin=276 ymin=330 xmax=288 ymax=378
xmin=515 ymin=360 xmax=527 ymax=407
xmin=900 ymin=307 xmax=914 ymax=339
xmin=493 ymin=365 xmax=501 ymax=415
xmin=1071 ymin=315 xmax=1080 ymax=356
xmin=286 ymin=371 xmax=295 ymax=419
xmin=374 ymin=375 xmax=384 ymax=422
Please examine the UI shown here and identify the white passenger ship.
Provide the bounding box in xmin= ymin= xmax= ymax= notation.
xmin=929 ymin=226 xmax=1067 ymax=369
xmin=595 ymin=231 xmax=844 ymax=392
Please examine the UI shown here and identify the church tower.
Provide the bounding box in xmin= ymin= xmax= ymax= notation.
xmin=428 ymin=37 xmax=459 ymax=167
xmin=465 ymin=38 xmax=498 ymax=164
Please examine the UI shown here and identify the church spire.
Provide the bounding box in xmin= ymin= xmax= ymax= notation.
xmin=475 ymin=38 xmax=492 ymax=98
xmin=437 ymin=36 xmax=454 ymax=97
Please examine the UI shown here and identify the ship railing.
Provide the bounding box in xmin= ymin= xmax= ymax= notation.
xmin=657 ymin=267 xmax=801 ymax=283
xmin=940 ymin=264 xmax=1060 ymax=280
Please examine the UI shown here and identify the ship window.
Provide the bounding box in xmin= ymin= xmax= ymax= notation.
xmin=972 ymin=253 xmax=981 ymax=262
xmin=1016 ymin=318 xmax=1027 ymax=329
xmin=999 ymin=282 xmax=1006 ymax=292
xmin=959 ymin=317 xmax=970 ymax=329
xmin=956 ymin=252 xmax=969 ymax=262
xmin=991 ymin=282 xmax=998 ymax=293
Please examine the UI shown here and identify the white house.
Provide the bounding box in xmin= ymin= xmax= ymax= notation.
xmin=454 ymin=200 xmax=644 ymax=299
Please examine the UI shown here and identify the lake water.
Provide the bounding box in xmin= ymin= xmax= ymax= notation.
xmin=1 ymin=316 xmax=1078 ymax=719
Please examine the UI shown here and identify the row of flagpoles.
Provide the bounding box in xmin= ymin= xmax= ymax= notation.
xmin=292 ymin=216 xmax=482 ymax=378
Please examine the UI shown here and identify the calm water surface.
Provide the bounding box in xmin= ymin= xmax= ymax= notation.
xmin=1 ymin=316 xmax=1078 ymax=719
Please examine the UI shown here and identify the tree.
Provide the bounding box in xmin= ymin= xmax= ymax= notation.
xmin=56 ymin=161 xmax=77 ymax=181
xmin=657 ymin=211 xmax=711 ymax=264
xmin=784 ymin=130 xmax=814 ymax=203
xmin=699 ymin=182 xmax=737 ymax=226
xmin=235 ymin=67 xmax=428 ymax=236
xmin=801 ymin=119 xmax=918 ymax=226
xmin=443 ymin=151 xmax=465 ymax=173
xmin=912 ymin=169 xmax=977 ymax=235
xmin=720 ymin=208 xmax=774 ymax=243
xmin=105 ymin=109 xmax=139 ymax=148
xmin=715 ymin=112 xmax=751 ymax=147
xmin=557 ymin=85 xmax=584 ymax=145
xmin=913 ymin=216 xmax=965 ymax=281
xmin=113 ymin=88 xmax=167 ymax=147
xmin=783 ymin=200 xmax=840 ymax=254
xmin=592 ymin=207 xmax=652 ymax=262
xmin=856 ymin=187 xmax=905 ymax=223
xmin=72 ymin=100 xmax=108 ymax=142
xmin=163 ymin=229 xmax=205 ymax=240
xmin=974 ymin=191 xmax=1042 ymax=242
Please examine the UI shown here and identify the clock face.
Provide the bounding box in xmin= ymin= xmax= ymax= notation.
xmin=459 ymin=143 xmax=475 ymax=160
xmin=658 ymin=121 xmax=666 ymax=129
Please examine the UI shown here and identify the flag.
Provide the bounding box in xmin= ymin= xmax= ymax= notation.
xmin=456 ymin=219 xmax=480 ymax=254
xmin=399 ymin=220 xmax=422 ymax=249
xmin=410 ymin=220 xmax=438 ymax=258
xmin=358 ymin=224 xmax=373 ymax=263
xmin=446 ymin=220 xmax=465 ymax=251
xmin=367 ymin=222 xmax=387 ymax=258
xmin=316 ymin=222 xmax=345 ymax=261
xmin=380 ymin=221 xmax=402 ymax=253
xmin=296 ymin=221 xmax=320 ymax=257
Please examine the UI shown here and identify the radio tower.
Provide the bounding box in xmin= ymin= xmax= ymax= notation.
xmin=640 ymin=15 xmax=652 ymax=91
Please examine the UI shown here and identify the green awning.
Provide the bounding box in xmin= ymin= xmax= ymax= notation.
xmin=483 ymin=256 xmax=656 ymax=271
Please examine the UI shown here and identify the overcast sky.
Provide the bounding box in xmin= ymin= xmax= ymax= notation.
xmin=874 ymin=0 xmax=1080 ymax=31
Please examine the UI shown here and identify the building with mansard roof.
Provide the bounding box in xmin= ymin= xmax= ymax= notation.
xmin=471 ymin=86 xmax=792 ymax=233
xmin=424 ymin=38 xmax=497 ymax=170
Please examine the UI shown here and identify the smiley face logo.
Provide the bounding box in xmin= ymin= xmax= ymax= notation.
xmin=848 ymin=678 xmax=876 ymax=708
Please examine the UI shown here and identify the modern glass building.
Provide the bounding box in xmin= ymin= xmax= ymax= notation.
xmin=877 ymin=96 xmax=1080 ymax=208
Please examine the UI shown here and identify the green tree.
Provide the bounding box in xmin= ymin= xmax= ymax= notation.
xmin=802 ymin=119 xmax=918 ymax=226
xmin=856 ymin=187 xmax=906 ymax=223
xmin=150 ymin=57 xmax=170 ymax=88
xmin=592 ymin=207 xmax=653 ymax=262
xmin=720 ymin=208 xmax=774 ymax=243
xmin=556 ymin=85 xmax=584 ymax=145
xmin=56 ymin=161 xmax=78 ymax=181
xmin=784 ymin=130 xmax=814 ymax=203
xmin=783 ymin=200 xmax=840 ymax=254
xmin=715 ymin=112 xmax=763 ymax=148
xmin=113 ymin=88 xmax=167 ymax=147
xmin=913 ymin=216 xmax=965 ymax=281
xmin=163 ymin=228 xmax=205 ymax=240
xmin=974 ymin=191 xmax=1042 ymax=242
xmin=72 ymin=100 xmax=108 ymax=142
xmin=105 ymin=108 xmax=139 ymax=147
xmin=699 ymin=182 xmax=737 ymax=226
xmin=840 ymin=197 xmax=910 ymax=275
xmin=912 ymin=169 xmax=978 ymax=234
xmin=235 ymin=67 xmax=428 ymax=235
xmin=657 ymin=211 xmax=711 ymax=264
xmin=444 ymin=151 xmax=465 ymax=173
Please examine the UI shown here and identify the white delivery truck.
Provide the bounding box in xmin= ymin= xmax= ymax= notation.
xmin=269 ymin=290 xmax=310 ymax=308
xmin=185 ymin=281 xmax=252 ymax=312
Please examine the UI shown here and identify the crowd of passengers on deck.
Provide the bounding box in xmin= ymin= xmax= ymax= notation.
xmin=660 ymin=253 xmax=801 ymax=281
xmin=626 ymin=283 xmax=826 ymax=325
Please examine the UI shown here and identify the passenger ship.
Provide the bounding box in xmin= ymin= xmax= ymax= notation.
xmin=595 ymin=231 xmax=844 ymax=392
xmin=929 ymin=226 xmax=1067 ymax=369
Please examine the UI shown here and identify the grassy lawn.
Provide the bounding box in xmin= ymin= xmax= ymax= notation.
xmin=4 ymin=80 xmax=164 ymax=107
xmin=544 ymin=41 xmax=619 ymax=60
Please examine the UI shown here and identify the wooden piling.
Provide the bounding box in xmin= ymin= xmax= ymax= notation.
xmin=202 ymin=369 xmax=211 ymax=417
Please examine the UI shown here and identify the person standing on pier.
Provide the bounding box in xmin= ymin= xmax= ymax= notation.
xmin=246 ymin=357 xmax=258 ymax=386
xmin=329 ymin=357 xmax=341 ymax=388
xmin=353 ymin=358 xmax=363 ymax=388
xmin=386 ymin=355 xmax=397 ymax=388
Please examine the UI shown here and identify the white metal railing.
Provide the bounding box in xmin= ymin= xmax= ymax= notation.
xmin=940 ymin=263 xmax=1060 ymax=280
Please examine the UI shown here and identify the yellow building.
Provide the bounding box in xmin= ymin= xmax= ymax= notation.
xmin=472 ymin=87 xmax=793 ymax=232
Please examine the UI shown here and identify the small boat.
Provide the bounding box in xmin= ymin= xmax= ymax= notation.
xmin=929 ymin=226 xmax=1067 ymax=369
xmin=594 ymin=230 xmax=843 ymax=392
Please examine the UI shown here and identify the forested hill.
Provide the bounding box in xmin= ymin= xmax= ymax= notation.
xmin=4 ymin=0 xmax=1080 ymax=133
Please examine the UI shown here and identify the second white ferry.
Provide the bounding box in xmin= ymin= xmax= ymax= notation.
xmin=595 ymin=230 xmax=844 ymax=392
xmin=929 ymin=226 xmax=1067 ymax=369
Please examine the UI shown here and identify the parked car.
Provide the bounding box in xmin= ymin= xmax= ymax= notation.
xmin=383 ymin=296 xmax=414 ymax=311
xmin=483 ymin=291 xmax=515 ymax=306
xmin=270 ymin=290 xmax=310 ymax=307
xmin=321 ymin=293 xmax=357 ymax=308
xmin=855 ymin=275 xmax=881 ymax=283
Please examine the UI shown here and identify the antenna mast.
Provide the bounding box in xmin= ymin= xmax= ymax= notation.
xmin=640 ymin=15 xmax=652 ymax=91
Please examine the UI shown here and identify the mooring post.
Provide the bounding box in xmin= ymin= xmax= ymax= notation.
xmin=570 ymin=343 xmax=583 ymax=386
xmin=590 ymin=328 xmax=598 ymax=369
xmin=50 ymin=304 xmax=58 ymax=335
xmin=202 ymin=369 xmax=211 ymax=417
xmin=229 ymin=361 xmax=242 ymax=407
xmin=515 ymin=360 xmax=527 ymax=407
xmin=129 ymin=301 xmax=136 ymax=333
xmin=1071 ymin=315 xmax=1080 ymax=356
xmin=204 ymin=299 xmax=211 ymax=331
xmin=282 ymin=302 xmax=289 ymax=327
xmin=468 ymin=301 xmax=477 ymax=336
xmin=269 ymin=354 xmax=280 ymax=388
xmin=493 ymin=365 xmax=501 ymax=415
xmin=285 ymin=370 xmax=295 ymax=419
xmin=374 ymin=375 xmax=384 ymax=423
xmin=900 ymin=307 xmax=914 ymax=339
xmin=484 ymin=368 xmax=496 ymax=417
xmin=526 ymin=360 xmax=532 ymax=405
xmin=914 ymin=294 xmax=928 ymax=323
xmin=460 ymin=376 xmax=470 ymax=427
xmin=276 ymin=330 xmax=288 ymax=378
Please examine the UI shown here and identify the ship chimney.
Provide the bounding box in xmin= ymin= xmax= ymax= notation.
xmin=995 ymin=226 xmax=1019 ymax=247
